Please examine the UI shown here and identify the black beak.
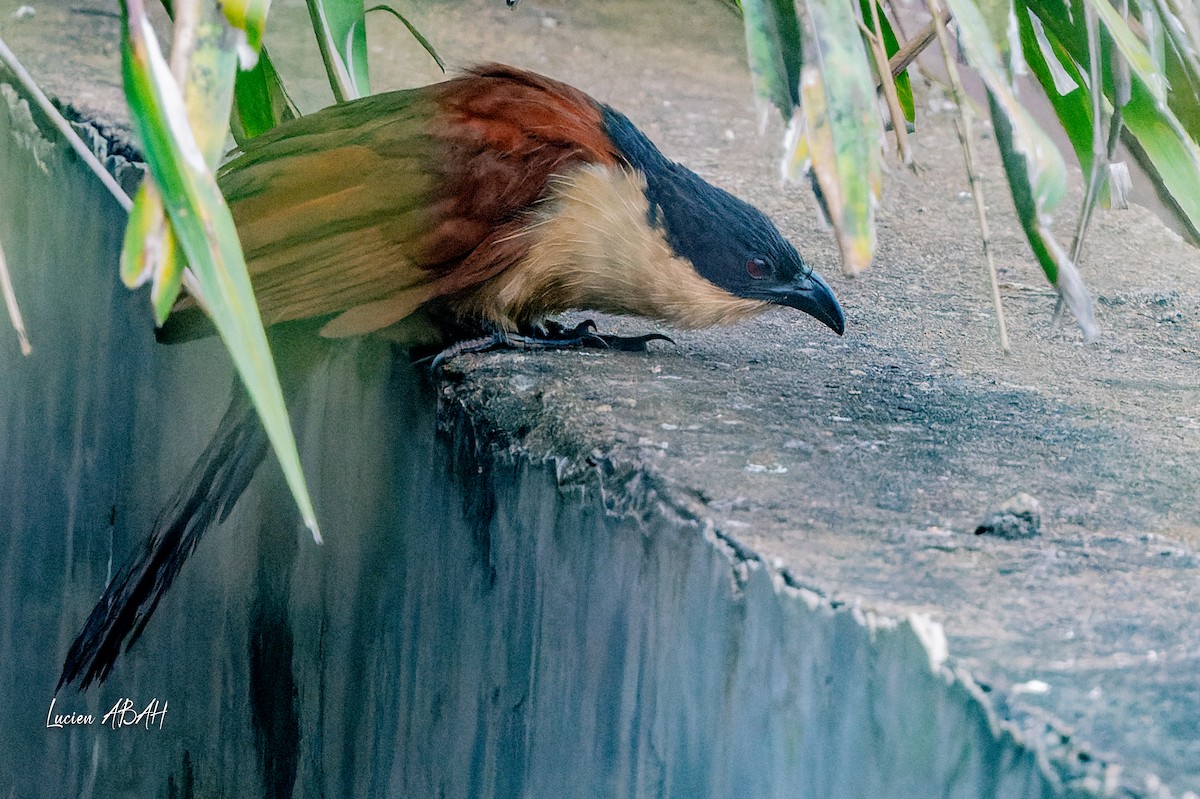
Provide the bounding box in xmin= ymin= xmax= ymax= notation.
xmin=759 ymin=271 xmax=845 ymax=335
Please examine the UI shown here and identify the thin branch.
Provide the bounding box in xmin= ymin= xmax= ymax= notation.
xmin=858 ymin=16 xmax=913 ymax=167
xmin=889 ymin=8 xmax=951 ymax=79
xmin=926 ymin=0 xmax=1010 ymax=352
xmin=1069 ymin=1 xmax=1107 ymax=265
xmin=0 ymin=236 xmax=31 ymax=355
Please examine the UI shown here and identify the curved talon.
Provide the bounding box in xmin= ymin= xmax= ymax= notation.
xmin=591 ymin=331 xmax=674 ymax=351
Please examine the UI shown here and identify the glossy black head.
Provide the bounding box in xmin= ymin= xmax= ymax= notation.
xmin=599 ymin=106 xmax=844 ymax=335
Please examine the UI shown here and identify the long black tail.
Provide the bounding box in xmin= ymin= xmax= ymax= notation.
xmin=58 ymin=385 xmax=268 ymax=690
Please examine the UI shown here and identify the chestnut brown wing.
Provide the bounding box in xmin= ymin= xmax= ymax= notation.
xmin=167 ymin=65 xmax=619 ymax=340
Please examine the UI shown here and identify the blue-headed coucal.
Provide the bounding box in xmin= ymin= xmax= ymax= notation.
xmin=59 ymin=64 xmax=845 ymax=689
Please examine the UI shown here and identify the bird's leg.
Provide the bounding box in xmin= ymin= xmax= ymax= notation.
xmin=524 ymin=319 xmax=674 ymax=351
xmin=426 ymin=319 xmax=673 ymax=370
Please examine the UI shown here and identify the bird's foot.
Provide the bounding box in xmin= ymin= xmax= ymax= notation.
xmin=427 ymin=320 xmax=672 ymax=371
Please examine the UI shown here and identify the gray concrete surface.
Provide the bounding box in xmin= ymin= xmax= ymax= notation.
xmin=1 ymin=0 xmax=1198 ymax=796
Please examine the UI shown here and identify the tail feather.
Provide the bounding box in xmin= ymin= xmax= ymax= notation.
xmin=58 ymin=388 xmax=268 ymax=690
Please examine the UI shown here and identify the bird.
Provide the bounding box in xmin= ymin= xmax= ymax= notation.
xmin=58 ymin=64 xmax=845 ymax=689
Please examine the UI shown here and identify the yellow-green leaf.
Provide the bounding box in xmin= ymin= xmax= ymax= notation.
xmin=120 ymin=0 xmax=320 ymax=540
xmin=789 ymin=0 xmax=882 ymax=274
xmin=221 ymin=0 xmax=271 ymax=55
xmin=741 ymin=0 xmax=803 ymax=119
xmin=121 ymin=182 xmax=185 ymax=323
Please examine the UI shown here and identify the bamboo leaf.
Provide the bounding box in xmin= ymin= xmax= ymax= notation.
xmin=121 ymin=183 xmax=185 ymax=323
xmin=1024 ymin=0 xmax=1200 ymax=237
xmin=989 ymin=90 xmax=1097 ymax=339
xmin=121 ymin=183 xmax=160 ymax=289
xmin=1019 ymin=8 xmax=1095 ymax=177
xmin=307 ymin=0 xmax=369 ymax=102
xmin=1122 ymin=75 xmax=1200 ymax=240
xmin=120 ymin=0 xmax=320 ymax=540
xmin=1081 ymin=0 xmax=1167 ymax=103
xmin=231 ymin=46 xmax=297 ymax=144
xmin=741 ymin=0 xmax=803 ymax=119
xmin=943 ymin=0 xmax=1096 ymax=333
xmin=1155 ymin=0 xmax=1200 ymax=134
xmin=788 ymin=0 xmax=882 ymax=274
xmin=944 ymin=0 xmax=1068 ymax=207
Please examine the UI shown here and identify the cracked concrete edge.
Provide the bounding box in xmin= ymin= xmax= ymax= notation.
xmin=0 ymin=69 xmax=143 ymax=194
xmin=437 ymin=372 xmax=1168 ymax=798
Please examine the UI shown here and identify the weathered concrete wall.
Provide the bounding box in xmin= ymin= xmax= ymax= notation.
xmin=0 ymin=72 xmax=1093 ymax=797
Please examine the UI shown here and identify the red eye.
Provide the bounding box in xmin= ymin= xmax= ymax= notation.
xmin=747 ymin=257 xmax=772 ymax=279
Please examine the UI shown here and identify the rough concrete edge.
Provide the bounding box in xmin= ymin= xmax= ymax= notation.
xmin=0 ymin=68 xmax=144 ymax=197
xmin=5 ymin=67 xmax=1171 ymax=799
xmin=436 ymin=383 xmax=1174 ymax=799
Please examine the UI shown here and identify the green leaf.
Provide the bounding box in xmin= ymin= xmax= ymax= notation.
xmin=232 ymin=46 xmax=297 ymax=144
xmin=307 ymin=0 xmax=369 ymax=102
xmin=789 ymin=0 xmax=882 ymax=273
xmin=741 ymin=0 xmax=803 ymax=118
xmin=988 ymin=90 xmax=1097 ymax=339
xmin=121 ymin=183 xmax=185 ymax=323
xmin=1121 ymin=75 xmax=1200 ymax=240
xmin=1081 ymin=0 xmax=1167 ymax=103
xmin=1155 ymin=0 xmax=1200 ymax=135
xmin=366 ymin=5 xmax=446 ymax=72
xmin=1024 ymin=0 xmax=1200 ymax=238
xmin=944 ymin=0 xmax=1069 ymax=207
xmin=220 ymin=0 xmax=271 ymax=54
xmin=120 ymin=0 xmax=321 ymax=540
xmin=858 ymin=0 xmax=913 ymax=122
xmin=1019 ymin=7 xmax=1095 ymax=177
xmin=944 ymin=0 xmax=1096 ymax=331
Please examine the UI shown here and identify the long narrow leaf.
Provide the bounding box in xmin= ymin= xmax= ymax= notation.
xmin=943 ymin=0 xmax=1096 ymax=334
xmin=1081 ymin=0 xmax=1167 ymax=103
xmin=1122 ymin=76 xmax=1200 ymax=240
xmin=989 ymin=90 xmax=1097 ymax=339
xmin=134 ymin=0 xmax=243 ymax=318
xmin=121 ymin=0 xmax=320 ymax=540
xmin=1019 ymin=8 xmax=1095 ymax=177
xmin=741 ymin=0 xmax=803 ymax=120
xmin=789 ymin=0 xmax=882 ymax=274
xmin=307 ymin=0 xmax=369 ymax=102
xmin=232 ymin=46 xmax=297 ymax=144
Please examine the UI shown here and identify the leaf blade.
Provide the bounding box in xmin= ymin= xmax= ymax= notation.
xmin=121 ymin=0 xmax=320 ymax=539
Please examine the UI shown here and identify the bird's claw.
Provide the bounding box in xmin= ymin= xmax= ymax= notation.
xmin=426 ymin=319 xmax=673 ymax=371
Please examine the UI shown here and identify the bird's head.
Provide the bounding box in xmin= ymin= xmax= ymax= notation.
xmin=600 ymin=106 xmax=845 ymax=336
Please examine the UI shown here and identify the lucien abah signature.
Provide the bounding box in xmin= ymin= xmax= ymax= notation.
xmin=46 ymin=696 xmax=168 ymax=730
